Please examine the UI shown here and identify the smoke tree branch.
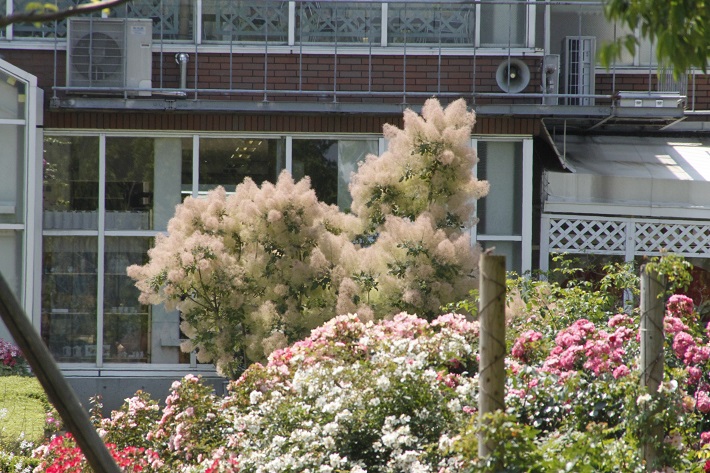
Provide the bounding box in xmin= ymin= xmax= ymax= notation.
xmin=0 ymin=0 xmax=132 ymax=28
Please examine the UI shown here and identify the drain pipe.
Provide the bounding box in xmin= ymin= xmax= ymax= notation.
xmin=175 ymin=53 xmax=190 ymax=90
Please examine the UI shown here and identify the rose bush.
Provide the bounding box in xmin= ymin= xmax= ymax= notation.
xmin=32 ymin=259 xmax=710 ymax=472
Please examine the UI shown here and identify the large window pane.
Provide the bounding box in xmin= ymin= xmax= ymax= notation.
xmin=292 ymin=139 xmax=377 ymax=210
xmin=338 ymin=140 xmax=378 ymax=211
xmin=480 ymin=240 xmax=521 ymax=273
xmin=154 ymin=138 xmax=187 ymax=230
xmin=293 ymin=139 xmax=338 ymax=205
xmin=103 ymin=237 xmax=151 ymax=363
xmin=181 ymin=137 xmax=194 ymax=200
xmin=0 ymin=69 xmax=26 ymax=120
xmin=43 ymin=136 xmax=99 ymax=230
xmin=547 ymin=2 xmax=637 ymax=66
xmin=0 ymin=124 xmax=24 ymax=225
xmin=41 ymin=236 xmax=98 ymax=363
xmin=477 ymin=141 xmax=522 ymax=235
xmin=105 ymin=137 xmax=154 ymax=230
xmin=480 ymin=0 xmax=527 ymax=47
xmin=0 ymin=230 xmax=23 ymax=301
xmin=199 ymin=137 xmax=285 ymax=193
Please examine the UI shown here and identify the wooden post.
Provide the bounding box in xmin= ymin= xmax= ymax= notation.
xmin=0 ymin=275 xmax=122 ymax=473
xmin=478 ymin=254 xmax=506 ymax=461
xmin=640 ymin=265 xmax=665 ymax=471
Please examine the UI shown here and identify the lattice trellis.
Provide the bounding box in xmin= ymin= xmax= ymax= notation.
xmin=635 ymin=222 xmax=710 ymax=255
xmin=548 ymin=218 xmax=627 ymax=254
xmin=545 ymin=215 xmax=710 ymax=261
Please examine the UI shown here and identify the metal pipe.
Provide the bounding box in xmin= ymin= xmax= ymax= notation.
xmin=175 ymin=52 xmax=189 ymax=90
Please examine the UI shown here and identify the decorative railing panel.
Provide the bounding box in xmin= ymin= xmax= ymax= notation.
xmin=635 ymin=222 xmax=710 ymax=255
xmin=548 ymin=218 xmax=627 ymax=254
xmin=207 ymin=0 xmax=289 ymax=43
xmin=297 ymin=1 xmax=382 ymax=44
xmin=544 ymin=215 xmax=710 ymax=261
xmin=11 ymin=0 xmax=83 ymax=38
xmin=388 ymin=2 xmax=474 ymax=45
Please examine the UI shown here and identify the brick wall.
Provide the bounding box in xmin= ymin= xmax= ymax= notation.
xmin=3 ymin=46 xmax=707 ymax=120
xmin=44 ymin=109 xmax=539 ymax=135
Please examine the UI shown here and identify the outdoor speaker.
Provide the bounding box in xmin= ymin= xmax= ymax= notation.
xmin=495 ymin=58 xmax=530 ymax=93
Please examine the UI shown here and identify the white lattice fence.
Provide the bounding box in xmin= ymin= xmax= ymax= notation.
xmin=547 ymin=218 xmax=627 ymax=254
xmin=635 ymin=222 xmax=710 ymax=254
xmin=541 ymin=214 xmax=710 ymax=270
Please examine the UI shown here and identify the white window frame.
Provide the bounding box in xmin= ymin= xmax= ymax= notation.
xmin=472 ymin=136 xmax=533 ymax=274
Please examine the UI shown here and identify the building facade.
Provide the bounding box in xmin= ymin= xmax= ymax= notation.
xmin=2 ymin=0 xmax=710 ymax=409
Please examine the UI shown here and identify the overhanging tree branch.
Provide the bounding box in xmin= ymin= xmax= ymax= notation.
xmin=0 ymin=0 xmax=132 ymax=28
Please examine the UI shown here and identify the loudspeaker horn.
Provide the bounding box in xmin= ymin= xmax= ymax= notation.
xmin=495 ymin=58 xmax=530 ymax=93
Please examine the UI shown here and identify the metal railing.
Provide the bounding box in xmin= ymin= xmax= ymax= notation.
xmin=1 ymin=0 xmax=689 ymax=111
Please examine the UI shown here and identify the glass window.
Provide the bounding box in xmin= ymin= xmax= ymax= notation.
xmin=0 ymin=69 xmax=26 ymax=120
xmin=154 ymin=138 xmax=188 ymax=230
xmin=105 ymin=137 xmax=155 ymax=230
xmin=477 ymin=141 xmax=523 ymax=235
xmin=204 ymin=0 xmax=288 ymax=43
xmin=0 ymin=124 xmax=24 ymax=225
xmin=388 ymin=2 xmax=473 ymax=46
xmin=480 ymin=240 xmax=521 ymax=273
xmin=480 ymin=0 xmax=527 ymax=47
xmin=199 ymin=137 xmax=285 ymax=193
xmin=297 ymin=1 xmax=382 ymax=44
xmin=546 ymin=1 xmax=647 ymax=66
xmin=181 ymin=137 xmax=194 ymax=200
xmin=0 ymin=230 xmax=23 ymax=301
xmin=475 ymin=139 xmax=530 ymax=274
xmin=41 ymin=236 xmax=98 ymax=363
xmin=43 ymin=136 xmax=100 ymax=230
xmin=292 ymin=139 xmax=377 ymax=210
xmin=293 ymin=139 xmax=338 ymax=206
xmin=103 ymin=237 xmax=152 ymax=363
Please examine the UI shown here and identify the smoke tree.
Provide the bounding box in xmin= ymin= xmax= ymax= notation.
xmin=128 ymin=98 xmax=489 ymax=378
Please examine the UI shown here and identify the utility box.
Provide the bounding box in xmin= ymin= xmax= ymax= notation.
xmin=616 ymin=91 xmax=685 ymax=108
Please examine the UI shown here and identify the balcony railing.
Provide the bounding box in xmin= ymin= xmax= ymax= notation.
xmin=4 ymin=0 xmax=537 ymax=48
xmin=1 ymin=0 xmax=693 ymax=113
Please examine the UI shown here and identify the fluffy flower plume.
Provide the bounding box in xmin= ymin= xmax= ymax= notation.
xmin=350 ymin=98 xmax=488 ymax=233
xmin=128 ymin=99 xmax=486 ymax=377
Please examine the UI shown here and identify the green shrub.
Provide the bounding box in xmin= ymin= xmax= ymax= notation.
xmin=0 ymin=450 xmax=38 ymax=473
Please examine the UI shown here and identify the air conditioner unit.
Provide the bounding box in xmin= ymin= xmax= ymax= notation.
xmin=562 ymin=36 xmax=595 ymax=106
xmin=67 ymin=18 xmax=152 ymax=96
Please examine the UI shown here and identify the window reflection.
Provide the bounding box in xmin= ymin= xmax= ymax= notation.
xmin=43 ymin=136 xmax=99 ymax=230
xmin=293 ymin=139 xmax=377 ymax=210
xmin=103 ymin=237 xmax=152 ymax=363
xmin=105 ymin=137 xmax=154 ymax=230
xmin=41 ymin=236 xmax=98 ymax=362
xmin=199 ymin=138 xmax=285 ymax=193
